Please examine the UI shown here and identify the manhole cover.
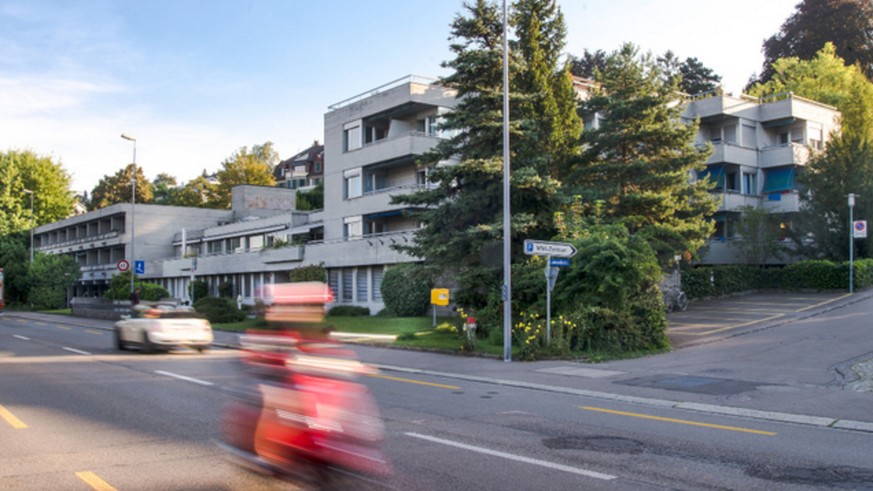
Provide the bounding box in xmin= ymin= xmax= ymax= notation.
xmin=617 ymin=374 xmax=761 ymax=395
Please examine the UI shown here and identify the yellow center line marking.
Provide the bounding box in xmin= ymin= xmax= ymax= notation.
xmin=85 ymin=330 xmax=103 ymax=335
xmin=581 ymin=406 xmax=776 ymax=436
xmin=0 ymin=404 xmax=28 ymax=429
xmin=75 ymin=471 xmax=118 ymax=491
xmin=796 ymin=293 xmax=852 ymax=312
xmin=692 ymin=313 xmax=784 ymax=335
xmin=368 ymin=373 xmax=461 ymax=390
xmin=56 ymin=325 xmax=71 ymax=330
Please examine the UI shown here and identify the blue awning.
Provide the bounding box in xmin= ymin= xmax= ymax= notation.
xmin=762 ymin=167 xmax=795 ymax=193
xmin=698 ymin=164 xmax=725 ymax=188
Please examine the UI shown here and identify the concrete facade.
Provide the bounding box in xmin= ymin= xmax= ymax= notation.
xmin=683 ymin=92 xmax=840 ymax=264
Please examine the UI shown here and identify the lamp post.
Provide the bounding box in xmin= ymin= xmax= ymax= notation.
xmin=501 ymin=0 xmax=512 ymax=362
xmin=121 ymin=133 xmax=137 ymax=295
xmin=849 ymin=193 xmax=856 ymax=293
xmin=22 ymin=189 xmax=34 ymax=262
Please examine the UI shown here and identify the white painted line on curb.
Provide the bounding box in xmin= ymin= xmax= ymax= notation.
xmin=62 ymin=347 xmax=91 ymax=355
xmin=155 ymin=370 xmax=214 ymax=386
xmin=406 ymin=432 xmax=616 ymax=481
xmin=831 ymin=420 xmax=873 ymax=433
xmin=13 ymin=335 xmax=30 ymax=341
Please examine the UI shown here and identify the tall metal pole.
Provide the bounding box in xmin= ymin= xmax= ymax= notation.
xmin=121 ymin=134 xmax=137 ymax=295
xmin=23 ymin=189 xmax=34 ymax=262
xmin=849 ymin=193 xmax=855 ymax=293
xmin=502 ymin=0 xmax=512 ymax=362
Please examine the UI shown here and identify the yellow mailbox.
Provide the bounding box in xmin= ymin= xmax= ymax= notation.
xmin=430 ymin=288 xmax=450 ymax=306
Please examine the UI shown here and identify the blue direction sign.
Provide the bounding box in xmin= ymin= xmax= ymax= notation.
xmin=134 ymin=260 xmax=145 ymax=275
xmin=549 ymin=257 xmax=571 ymax=267
xmin=524 ymin=239 xmax=578 ymax=258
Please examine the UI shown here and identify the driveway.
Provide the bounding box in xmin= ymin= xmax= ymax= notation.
xmin=667 ymin=291 xmax=854 ymax=348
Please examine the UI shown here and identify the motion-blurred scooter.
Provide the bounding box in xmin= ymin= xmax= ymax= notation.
xmin=218 ymin=283 xmax=390 ymax=490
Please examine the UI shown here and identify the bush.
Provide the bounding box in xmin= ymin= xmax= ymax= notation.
xmin=327 ymin=305 xmax=370 ymax=316
xmin=193 ymin=297 xmax=245 ymax=324
xmin=381 ymin=263 xmax=433 ymax=317
xmin=140 ymin=283 xmax=169 ymax=302
xmin=289 ymin=264 xmax=327 ymax=282
xmin=218 ymin=281 xmax=234 ymax=298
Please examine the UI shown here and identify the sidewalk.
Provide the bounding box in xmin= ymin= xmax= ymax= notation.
xmin=5 ymin=290 xmax=873 ymax=434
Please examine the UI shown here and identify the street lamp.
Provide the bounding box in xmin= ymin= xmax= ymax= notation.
xmin=501 ymin=0 xmax=512 ymax=362
xmin=849 ymin=193 xmax=856 ymax=293
xmin=22 ymin=189 xmax=34 ymax=262
xmin=121 ymin=133 xmax=137 ymax=295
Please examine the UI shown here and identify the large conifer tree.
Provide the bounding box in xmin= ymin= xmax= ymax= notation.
xmin=567 ymin=44 xmax=717 ymax=265
xmin=393 ymin=0 xmax=580 ymax=310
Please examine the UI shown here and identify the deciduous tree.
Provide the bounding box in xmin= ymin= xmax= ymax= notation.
xmin=211 ymin=143 xmax=277 ymax=209
xmin=89 ymin=164 xmax=153 ymax=210
xmin=758 ymin=0 xmax=873 ymax=83
xmin=0 ymin=149 xmax=75 ymax=234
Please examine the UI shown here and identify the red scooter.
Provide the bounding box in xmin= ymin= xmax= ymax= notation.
xmin=220 ymin=329 xmax=391 ymax=489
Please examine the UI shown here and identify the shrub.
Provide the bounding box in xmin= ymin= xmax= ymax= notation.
xmin=140 ymin=283 xmax=169 ymax=302
xmin=289 ymin=264 xmax=327 ymax=282
xmin=218 ymin=281 xmax=234 ymax=298
xmin=327 ymin=305 xmax=370 ymax=317
xmin=381 ymin=263 xmax=433 ymax=317
xmin=193 ymin=297 xmax=245 ymax=324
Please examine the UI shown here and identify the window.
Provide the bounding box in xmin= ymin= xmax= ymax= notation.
xmin=742 ymin=124 xmax=756 ymax=148
xmin=371 ymin=267 xmax=383 ymax=301
xmin=344 ymin=168 xmax=362 ymax=199
xmin=698 ymin=165 xmax=725 ymax=190
xmin=725 ymin=171 xmax=739 ymax=192
xmin=778 ymin=131 xmax=790 ymax=145
xmin=343 ymin=122 xmax=362 ymax=151
xmin=328 ymin=270 xmax=339 ymax=300
xmin=342 ymin=269 xmax=353 ymax=302
xmin=742 ymin=172 xmax=757 ymax=195
xmin=723 ymin=124 xmax=737 ymax=144
xmin=356 ymin=269 xmax=368 ymax=302
xmin=809 ymin=124 xmax=823 ymax=150
xmin=791 ymin=126 xmax=804 ymax=144
xmin=344 ymin=216 xmax=362 ymax=239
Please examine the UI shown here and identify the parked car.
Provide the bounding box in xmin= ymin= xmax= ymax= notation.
xmin=115 ymin=304 xmax=213 ymax=353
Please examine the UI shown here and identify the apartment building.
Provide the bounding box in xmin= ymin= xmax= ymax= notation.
xmin=274 ymin=141 xmax=324 ymax=190
xmin=320 ymin=75 xmax=458 ymax=308
xmin=33 ymin=75 xmax=458 ymax=312
xmin=683 ymin=92 xmax=840 ymax=264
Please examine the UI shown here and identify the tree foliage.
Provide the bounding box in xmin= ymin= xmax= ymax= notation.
xmin=393 ymin=0 xmax=577 ymax=315
xmin=758 ymin=0 xmax=873 ymax=83
xmin=730 ymin=205 xmax=786 ymax=265
xmin=89 ymin=164 xmax=153 ymax=210
xmin=152 ymin=173 xmax=179 ymax=205
xmin=0 ymin=149 xmax=75 ymax=235
xmin=174 ymin=175 xmax=218 ymax=208
xmin=211 ymin=143 xmax=278 ymax=209
xmin=748 ymin=43 xmax=873 ymax=142
xmin=568 ymin=44 xmax=718 ymax=265
xmin=24 ymin=253 xmax=81 ymax=309
xmin=788 ymin=135 xmax=873 ymax=260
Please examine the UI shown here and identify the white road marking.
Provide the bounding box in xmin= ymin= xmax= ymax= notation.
xmin=13 ymin=335 xmax=30 ymax=340
xmin=154 ymin=370 xmax=214 ymax=386
xmin=405 ymin=432 xmax=616 ymax=481
xmin=62 ymin=347 xmax=92 ymax=355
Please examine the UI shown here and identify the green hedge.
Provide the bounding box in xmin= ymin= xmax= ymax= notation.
xmin=193 ymin=297 xmax=245 ymax=324
xmin=684 ymin=259 xmax=873 ymax=299
xmin=381 ymin=263 xmax=433 ymax=317
xmin=327 ymin=305 xmax=370 ymax=317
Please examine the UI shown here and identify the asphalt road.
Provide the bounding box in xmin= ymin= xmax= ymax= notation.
xmin=2 ymin=290 xmax=873 ymax=490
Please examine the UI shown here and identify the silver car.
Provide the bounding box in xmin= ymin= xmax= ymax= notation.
xmin=115 ymin=305 xmax=213 ymax=353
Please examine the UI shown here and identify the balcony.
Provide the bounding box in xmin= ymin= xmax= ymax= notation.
xmin=717 ymin=192 xmax=762 ymax=212
xmin=760 ymin=144 xmax=810 ymax=168
xmin=761 ymin=191 xmax=800 ymax=213
xmin=706 ymin=143 xmax=757 ymax=166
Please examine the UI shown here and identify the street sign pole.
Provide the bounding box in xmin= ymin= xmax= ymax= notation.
xmin=545 ymin=256 xmax=551 ymax=345
xmin=849 ymin=194 xmax=855 ymax=293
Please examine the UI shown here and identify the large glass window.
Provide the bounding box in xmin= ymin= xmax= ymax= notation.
xmin=742 ymin=172 xmax=757 ymax=195
xmin=371 ymin=267 xmax=384 ymax=301
xmin=344 ymin=216 xmax=362 ymax=239
xmin=342 ymin=269 xmax=353 ymax=302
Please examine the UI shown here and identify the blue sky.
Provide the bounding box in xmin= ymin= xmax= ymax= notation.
xmin=1 ymin=0 xmax=799 ymax=193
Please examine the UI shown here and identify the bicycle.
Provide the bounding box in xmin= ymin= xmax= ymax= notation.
xmin=663 ymin=289 xmax=688 ymax=313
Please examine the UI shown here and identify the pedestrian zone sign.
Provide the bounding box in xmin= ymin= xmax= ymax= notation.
xmin=854 ymin=220 xmax=867 ymax=239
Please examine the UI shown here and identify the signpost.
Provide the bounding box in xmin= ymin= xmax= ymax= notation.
xmin=134 ymin=260 xmax=145 ymax=275
xmin=523 ymin=240 xmax=577 ymax=344
xmin=117 ymin=259 xmax=130 ymax=272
